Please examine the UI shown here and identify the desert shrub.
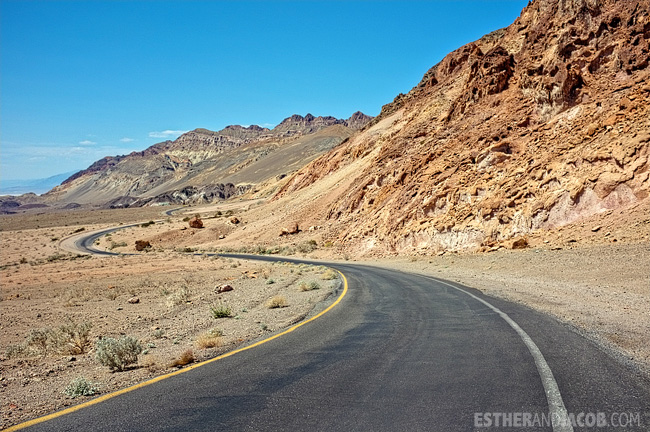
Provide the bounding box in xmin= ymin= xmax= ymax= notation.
xmin=24 ymin=320 xmax=92 ymax=356
xmin=5 ymin=344 xmax=29 ymax=359
xmin=320 ymin=269 xmax=338 ymax=280
xmin=109 ymin=241 xmax=127 ymax=250
xmin=182 ymin=216 xmax=191 ymax=222
xmin=166 ymin=286 xmax=189 ymax=308
xmin=140 ymin=221 xmax=155 ymax=228
xmin=298 ymin=281 xmax=320 ymax=292
xmin=267 ymin=295 xmax=288 ymax=309
xmin=195 ymin=328 xmax=223 ymax=349
xmin=95 ymin=336 xmax=143 ymax=371
xmin=58 ymin=320 xmax=93 ymax=354
xmin=297 ymin=240 xmax=318 ymax=254
xmin=266 ymin=278 xmax=275 ymax=285
xmin=170 ymin=349 xmax=195 ymax=367
xmin=64 ymin=377 xmax=98 ymax=398
xmin=210 ymin=304 xmax=232 ymax=318
xmin=72 ymin=227 xmax=86 ymax=233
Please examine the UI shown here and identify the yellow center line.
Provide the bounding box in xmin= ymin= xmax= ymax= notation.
xmin=5 ymin=269 xmax=349 ymax=431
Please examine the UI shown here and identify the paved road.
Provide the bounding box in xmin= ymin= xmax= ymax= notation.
xmin=19 ymin=253 xmax=650 ymax=431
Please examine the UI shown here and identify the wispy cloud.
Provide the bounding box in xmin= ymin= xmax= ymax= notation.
xmin=120 ymin=137 xmax=135 ymax=143
xmin=78 ymin=139 xmax=97 ymax=145
xmin=148 ymin=130 xmax=188 ymax=139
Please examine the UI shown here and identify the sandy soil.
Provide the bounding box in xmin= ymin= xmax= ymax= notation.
xmin=0 ymin=216 xmax=339 ymax=429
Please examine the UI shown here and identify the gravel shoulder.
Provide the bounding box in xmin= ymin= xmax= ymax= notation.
xmin=359 ymin=242 xmax=650 ymax=377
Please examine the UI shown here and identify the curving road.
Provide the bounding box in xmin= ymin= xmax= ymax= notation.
xmin=25 ymin=239 xmax=650 ymax=431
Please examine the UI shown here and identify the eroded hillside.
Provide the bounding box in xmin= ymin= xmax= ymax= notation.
xmin=277 ymin=0 xmax=650 ymax=254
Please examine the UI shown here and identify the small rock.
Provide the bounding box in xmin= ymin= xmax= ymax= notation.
xmin=116 ymin=307 xmax=123 ymax=311
xmin=217 ymin=284 xmax=234 ymax=293
xmin=585 ymin=123 xmax=598 ymax=136
xmin=230 ymin=217 xmax=240 ymax=225
xmin=511 ymin=238 xmax=528 ymax=249
xmin=591 ymin=226 xmax=602 ymax=232
xmin=218 ymin=234 xmax=225 ymax=239
xmin=127 ymin=297 xmax=140 ymax=304
xmin=68 ymin=356 xmax=76 ymax=362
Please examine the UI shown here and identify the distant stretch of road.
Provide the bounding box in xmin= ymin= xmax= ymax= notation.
xmin=29 ymin=233 xmax=650 ymax=431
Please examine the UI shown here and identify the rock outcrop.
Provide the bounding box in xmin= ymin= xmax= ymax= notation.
xmin=277 ymin=0 xmax=650 ymax=254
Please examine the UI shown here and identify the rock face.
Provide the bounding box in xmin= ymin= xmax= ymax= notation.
xmin=46 ymin=113 xmax=372 ymax=207
xmin=277 ymin=0 xmax=650 ymax=254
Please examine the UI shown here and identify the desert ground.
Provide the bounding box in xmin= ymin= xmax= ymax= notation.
xmin=1 ymin=200 xmax=649 ymax=428
xmin=0 ymin=206 xmax=339 ymax=428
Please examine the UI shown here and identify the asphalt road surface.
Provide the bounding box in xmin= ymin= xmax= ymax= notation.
xmin=17 ymin=253 xmax=650 ymax=431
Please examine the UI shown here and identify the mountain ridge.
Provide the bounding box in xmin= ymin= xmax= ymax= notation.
xmin=46 ymin=112 xmax=373 ymax=207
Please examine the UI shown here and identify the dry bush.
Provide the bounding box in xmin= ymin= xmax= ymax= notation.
xmin=267 ymin=295 xmax=288 ymax=309
xmin=62 ymin=286 xmax=93 ymax=307
xmin=320 ymin=269 xmax=338 ymax=280
xmin=19 ymin=319 xmax=93 ymax=357
xmin=298 ymin=281 xmax=320 ymax=292
xmin=195 ymin=329 xmax=223 ymax=349
xmin=170 ymin=349 xmax=195 ymax=367
xmin=166 ymin=286 xmax=189 ymax=308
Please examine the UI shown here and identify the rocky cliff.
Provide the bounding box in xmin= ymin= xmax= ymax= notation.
xmin=277 ymin=0 xmax=650 ymax=254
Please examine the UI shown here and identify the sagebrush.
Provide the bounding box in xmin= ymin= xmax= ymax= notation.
xmin=95 ymin=335 xmax=142 ymax=371
xmin=64 ymin=377 xmax=99 ymax=398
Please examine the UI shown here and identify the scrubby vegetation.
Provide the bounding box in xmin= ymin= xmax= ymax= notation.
xmin=95 ymin=336 xmax=143 ymax=371
xmin=210 ymin=303 xmax=232 ymax=318
xmin=63 ymin=377 xmax=98 ymax=398
xmin=5 ymin=320 xmax=93 ymax=358
xmin=267 ymin=295 xmax=288 ymax=309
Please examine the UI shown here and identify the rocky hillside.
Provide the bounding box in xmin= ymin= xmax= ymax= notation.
xmin=277 ymin=0 xmax=650 ymax=254
xmin=46 ymin=112 xmax=371 ymax=207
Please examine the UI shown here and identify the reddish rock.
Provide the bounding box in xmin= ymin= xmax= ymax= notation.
xmin=230 ymin=217 xmax=240 ymax=225
xmin=189 ymin=217 xmax=203 ymax=229
xmin=511 ymin=238 xmax=528 ymax=250
xmin=135 ymin=240 xmax=151 ymax=251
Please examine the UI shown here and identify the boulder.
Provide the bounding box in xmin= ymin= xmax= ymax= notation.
xmin=135 ymin=240 xmax=151 ymax=251
xmin=189 ymin=217 xmax=203 ymax=229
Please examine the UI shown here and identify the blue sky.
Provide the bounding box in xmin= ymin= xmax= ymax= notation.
xmin=1 ymin=0 xmax=527 ymax=181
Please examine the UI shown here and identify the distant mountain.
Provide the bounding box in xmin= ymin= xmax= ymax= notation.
xmin=0 ymin=171 xmax=78 ymax=196
xmin=45 ymin=112 xmax=372 ymax=207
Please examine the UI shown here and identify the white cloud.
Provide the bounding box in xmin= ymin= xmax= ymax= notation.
xmin=78 ymin=140 xmax=97 ymax=145
xmin=148 ymin=130 xmax=188 ymax=139
xmin=120 ymin=137 xmax=135 ymax=143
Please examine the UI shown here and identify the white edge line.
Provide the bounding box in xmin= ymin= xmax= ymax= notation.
xmin=425 ymin=275 xmax=574 ymax=432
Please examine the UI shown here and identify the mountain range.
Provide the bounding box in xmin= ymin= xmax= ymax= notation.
xmin=3 ymin=0 xmax=649 ymax=254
